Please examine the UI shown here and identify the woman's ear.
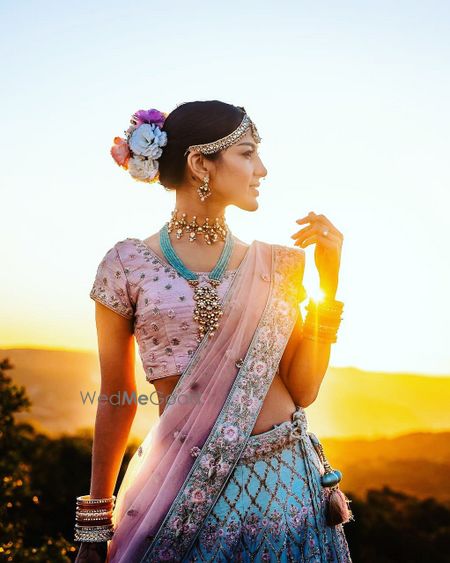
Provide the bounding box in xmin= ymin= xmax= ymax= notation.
xmin=186 ymin=152 xmax=209 ymax=182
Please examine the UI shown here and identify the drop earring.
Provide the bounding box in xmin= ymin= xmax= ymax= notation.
xmin=197 ymin=175 xmax=212 ymax=202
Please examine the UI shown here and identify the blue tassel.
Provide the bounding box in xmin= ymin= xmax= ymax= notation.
xmin=308 ymin=433 xmax=354 ymax=526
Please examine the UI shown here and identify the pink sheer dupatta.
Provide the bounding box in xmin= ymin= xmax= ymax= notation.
xmin=107 ymin=240 xmax=275 ymax=562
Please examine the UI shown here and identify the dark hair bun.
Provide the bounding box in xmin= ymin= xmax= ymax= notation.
xmin=158 ymin=100 xmax=246 ymax=190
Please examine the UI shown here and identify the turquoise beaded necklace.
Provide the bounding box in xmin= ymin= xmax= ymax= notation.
xmin=159 ymin=222 xmax=235 ymax=342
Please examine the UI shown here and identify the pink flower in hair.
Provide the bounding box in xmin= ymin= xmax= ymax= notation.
xmin=132 ymin=109 xmax=166 ymax=129
xmin=111 ymin=107 xmax=168 ymax=184
xmin=110 ymin=136 xmax=130 ymax=168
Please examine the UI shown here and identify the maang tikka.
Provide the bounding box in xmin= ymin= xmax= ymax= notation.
xmin=184 ymin=113 xmax=262 ymax=204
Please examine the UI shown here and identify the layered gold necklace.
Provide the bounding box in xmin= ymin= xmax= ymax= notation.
xmin=159 ymin=222 xmax=234 ymax=342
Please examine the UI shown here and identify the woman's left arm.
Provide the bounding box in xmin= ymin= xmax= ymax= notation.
xmin=279 ymin=211 xmax=344 ymax=407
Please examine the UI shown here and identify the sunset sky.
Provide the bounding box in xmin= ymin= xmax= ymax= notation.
xmin=1 ymin=1 xmax=449 ymax=375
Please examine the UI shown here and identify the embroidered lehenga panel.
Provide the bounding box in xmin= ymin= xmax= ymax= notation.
xmin=185 ymin=408 xmax=351 ymax=562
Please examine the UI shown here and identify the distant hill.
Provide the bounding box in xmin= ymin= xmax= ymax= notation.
xmin=306 ymin=366 xmax=450 ymax=439
xmin=0 ymin=347 xmax=160 ymax=441
xmin=1 ymin=348 xmax=449 ymax=441
xmin=321 ymin=432 xmax=450 ymax=505
xmin=2 ymin=347 xmax=450 ymax=505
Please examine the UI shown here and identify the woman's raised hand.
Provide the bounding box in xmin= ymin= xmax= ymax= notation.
xmin=291 ymin=211 xmax=344 ymax=299
xmin=74 ymin=541 xmax=108 ymax=563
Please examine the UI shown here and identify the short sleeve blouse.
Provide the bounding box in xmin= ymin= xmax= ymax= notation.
xmin=89 ymin=244 xmax=135 ymax=319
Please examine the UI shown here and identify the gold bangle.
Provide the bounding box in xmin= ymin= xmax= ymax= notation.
xmin=303 ymin=319 xmax=342 ymax=328
xmin=76 ymin=511 xmax=113 ymax=518
xmin=306 ymin=298 xmax=344 ymax=313
xmin=303 ymin=318 xmax=342 ymax=329
xmin=76 ymin=494 xmax=116 ymax=505
xmin=76 ymin=507 xmax=114 ymax=515
xmin=302 ymin=334 xmax=338 ymax=344
xmin=76 ymin=514 xmax=113 ymax=522
xmin=75 ymin=523 xmax=114 ymax=531
xmin=74 ymin=532 xmax=114 ymax=541
xmin=303 ymin=318 xmax=342 ymax=330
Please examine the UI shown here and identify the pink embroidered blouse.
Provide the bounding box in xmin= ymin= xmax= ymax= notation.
xmin=89 ymin=238 xmax=240 ymax=384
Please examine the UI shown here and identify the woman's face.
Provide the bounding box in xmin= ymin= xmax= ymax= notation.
xmin=206 ymin=128 xmax=268 ymax=211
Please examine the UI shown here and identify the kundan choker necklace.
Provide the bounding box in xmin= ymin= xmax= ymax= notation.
xmin=167 ymin=209 xmax=229 ymax=244
xmin=159 ymin=222 xmax=234 ymax=342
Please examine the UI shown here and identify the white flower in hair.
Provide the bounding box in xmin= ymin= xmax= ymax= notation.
xmin=129 ymin=123 xmax=168 ymax=159
xmin=128 ymin=155 xmax=159 ymax=182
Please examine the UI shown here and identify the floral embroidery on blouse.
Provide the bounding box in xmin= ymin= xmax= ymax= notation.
xmin=89 ymin=238 xmax=242 ymax=382
xmin=89 ymin=245 xmax=134 ymax=319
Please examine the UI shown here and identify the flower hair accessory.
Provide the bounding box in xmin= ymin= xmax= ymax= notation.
xmin=110 ymin=108 xmax=168 ymax=184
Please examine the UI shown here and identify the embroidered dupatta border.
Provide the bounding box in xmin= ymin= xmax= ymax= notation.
xmin=140 ymin=244 xmax=305 ymax=562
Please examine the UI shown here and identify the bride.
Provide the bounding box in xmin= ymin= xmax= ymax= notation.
xmin=74 ymin=100 xmax=352 ymax=562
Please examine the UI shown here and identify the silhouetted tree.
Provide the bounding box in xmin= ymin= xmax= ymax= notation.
xmin=343 ymin=486 xmax=450 ymax=562
xmin=0 ymin=357 xmax=137 ymax=561
xmin=0 ymin=357 xmax=75 ymax=560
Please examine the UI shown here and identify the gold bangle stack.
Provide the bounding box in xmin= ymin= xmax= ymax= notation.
xmin=74 ymin=494 xmax=116 ymax=542
xmin=302 ymin=298 xmax=344 ymax=344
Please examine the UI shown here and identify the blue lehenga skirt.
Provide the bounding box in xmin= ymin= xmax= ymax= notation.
xmin=184 ymin=407 xmax=352 ymax=562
